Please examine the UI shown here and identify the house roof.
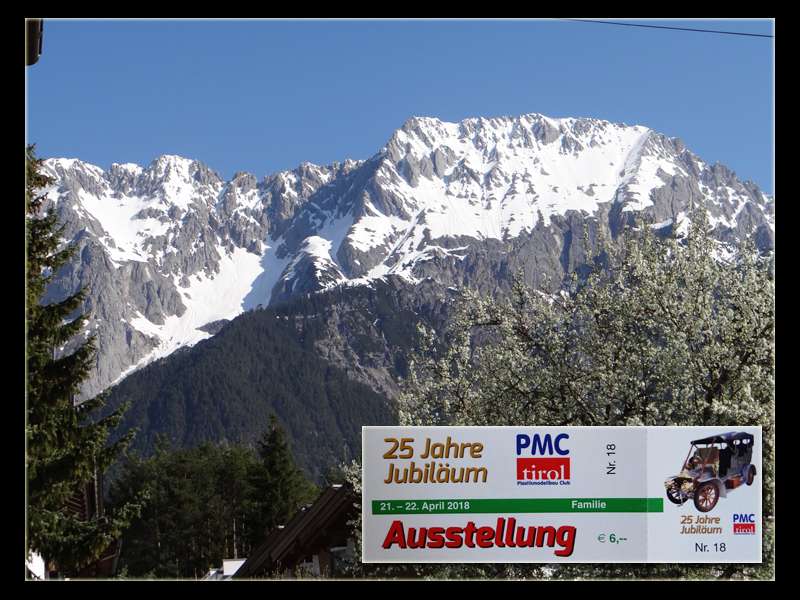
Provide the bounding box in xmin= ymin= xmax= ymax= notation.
xmin=233 ymin=484 xmax=357 ymax=578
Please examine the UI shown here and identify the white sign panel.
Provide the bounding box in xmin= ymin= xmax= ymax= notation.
xmin=362 ymin=426 xmax=762 ymax=563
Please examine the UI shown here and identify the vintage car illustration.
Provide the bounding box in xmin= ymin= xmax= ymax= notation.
xmin=664 ymin=431 xmax=757 ymax=512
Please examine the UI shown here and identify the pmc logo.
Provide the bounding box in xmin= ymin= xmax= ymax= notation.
xmin=516 ymin=433 xmax=571 ymax=486
xmin=733 ymin=514 xmax=756 ymax=535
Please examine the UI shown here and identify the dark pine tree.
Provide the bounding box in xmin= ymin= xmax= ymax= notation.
xmin=248 ymin=415 xmax=318 ymax=548
xmin=25 ymin=145 xmax=142 ymax=577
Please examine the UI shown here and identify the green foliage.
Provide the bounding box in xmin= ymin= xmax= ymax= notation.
xmin=25 ymin=145 xmax=142 ymax=575
xmin=248 ymin=415 xmax=319 ymax=542
xmin=108 ymin=419 xmax=318 ymax=579
xmin=345 ymin=210 xmax=775 ymax=580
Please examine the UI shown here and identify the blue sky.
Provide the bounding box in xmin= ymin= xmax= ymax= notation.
xmin=26 ymin=19 xmax=774 ymax=193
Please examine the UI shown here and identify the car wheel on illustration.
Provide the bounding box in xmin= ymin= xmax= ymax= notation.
xmin=745 ymin=464 xmax=757 ymax=486
xmin=665 ymin=480 xmax=689 ymax=505
xmin=693 ymin=481 xmax=719 ymax=512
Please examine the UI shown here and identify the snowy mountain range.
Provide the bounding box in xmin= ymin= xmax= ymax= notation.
xmin=40 ymin=113 xmax=774 ymax=398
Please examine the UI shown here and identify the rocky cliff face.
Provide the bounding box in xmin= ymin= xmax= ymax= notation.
xmin=40 ymin=113 xmax=774 ymax=398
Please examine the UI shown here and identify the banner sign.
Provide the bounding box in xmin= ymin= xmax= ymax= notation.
xmin=361 ymin=426 xmax=762 ymax=563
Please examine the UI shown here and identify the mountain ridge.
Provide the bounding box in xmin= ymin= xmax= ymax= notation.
xmin=40 ymin=112 xmax=774 ymax=397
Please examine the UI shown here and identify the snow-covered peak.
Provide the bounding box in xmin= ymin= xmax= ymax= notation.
xmin=147 ymin=154 xmax=196 ymax=184
xmin=341 ymin=158 xmax=363 ymax=170
xmin=111 ymin=162 xmax=144 ymax=175
xmin=375 ymin=113 xmax=652 ymax=221
xmin=43 ymin=157 xmax=106 ymax=180
xmin=132 ymin=155 xmax=220 ymax=209
xmin=45 ymin=157 xmax=85 ymax=170
xmin=384 ymin=113 xmax=653 ymax=167
xmin=297 ymin=160 xmax=322 ymax=170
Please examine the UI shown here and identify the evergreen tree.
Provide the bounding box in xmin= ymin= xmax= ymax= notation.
xmin=248 ymin=415 xmax=318 ymax=547
xmin=25 ymin=145 xmax=142 ymax=576
xmin=108 ymin=432 xmax=318 ymax=579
